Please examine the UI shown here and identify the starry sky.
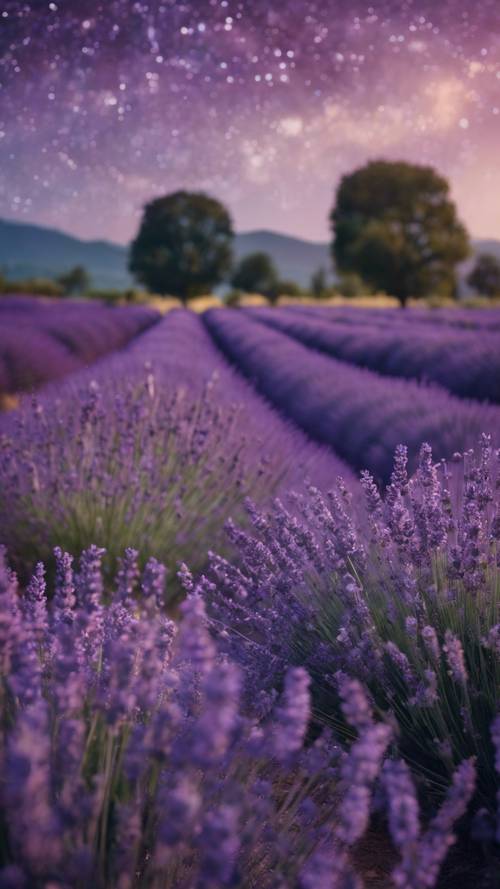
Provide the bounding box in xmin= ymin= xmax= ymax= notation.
xmin=0 ymin=0 xmax=499 ymax=245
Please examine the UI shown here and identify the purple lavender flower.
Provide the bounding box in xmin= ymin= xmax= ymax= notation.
xmin=197 ymin=804 xmax=241 ymax=887
xmin=336 ymin=722 xmax=392 ymax=845
xmin=191 ymin=662 xmax=241 ymax=765
xmin=177 ymin=594 xmax=216 ymax=676
xmin=383 ymin=759 xmax=420 ymax=849
xmin=336 ymin=671 xmax=373 ymax=731
xmin=443 ymin=631 xmax=468 ymax=685
xmin=273 ymin=667 xmax=311 ymax=761
xmin=409 ymin=759 xmax=476 ymax=889
xmin=116 ymin=547 xmax=140 ymax=607
xmin=141 ymin=556 xmax=167 ymax=612
xmin=421 ymin=625 xmax=440 ymax=662
xmin=53 ymin=547 xmax=76 ymax=620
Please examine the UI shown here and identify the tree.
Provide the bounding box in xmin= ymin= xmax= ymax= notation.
xmin=57 ymin=265 xmax=90 ymax=296
xmin=129 ymin=191 xmax=234 ymax=305
xmin=310 ymin=267 xmax=328 ymax=298
xmin=331 ymin=160 xmax=470 ymax=307
xmin=467 ymin=253 xmax=500 ymax=298
xmin=231 ymin=252 xmax=280 ymax=305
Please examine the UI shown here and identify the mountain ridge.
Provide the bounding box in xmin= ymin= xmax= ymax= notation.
xmin=0 ymin=216 xmax=498 ymax=292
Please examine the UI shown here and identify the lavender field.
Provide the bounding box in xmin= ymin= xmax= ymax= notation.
xmin=0 ymin=296 xmax=159 ymax=400
xmin=1 ymin=298 xmax=500 ymax=888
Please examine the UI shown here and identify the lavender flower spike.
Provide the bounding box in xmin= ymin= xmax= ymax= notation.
xmin=443 ymin=631 xmax=468 ymax=685
xmin=273 ymin=667 xmax=311 ymax=761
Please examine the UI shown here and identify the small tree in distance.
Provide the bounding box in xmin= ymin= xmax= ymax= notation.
xmin=331 ymin=160 xmax=470 ymax=307
xmin=57 ymin=265 xmax=90 ymax=296
xmin=310 ymin=267 xmax=328 ymax=298
xmin=231 ymin=252 xmax=280 ymax=305
xmin=467 ymin=253 xmax=500 ymax=298
xmin=129 ymin=191 xmax=234 ymax=305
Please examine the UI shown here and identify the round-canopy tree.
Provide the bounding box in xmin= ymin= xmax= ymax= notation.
xmin=331 ymin=161 xmax=470 ymax=307
xmin=231 ymin=251 xmax=280 ymax=305
xmin=129 ymin=191 xmax=234 ymax=304
xmin=467 ymin=253 xmax=500 ymax=298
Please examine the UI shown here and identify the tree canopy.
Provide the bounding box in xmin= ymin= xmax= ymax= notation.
xmin=231 ymin=252 xmax=280 ymax=305
xmin=331 ymin=160 xmax=470 ymax=307
xmin=467 ymin=253 xmax=500 ymax=298
xmin=129 ymin=191 xmax=234 ymax=304
xmin=57 ymin=265 xmax=90 ymax=296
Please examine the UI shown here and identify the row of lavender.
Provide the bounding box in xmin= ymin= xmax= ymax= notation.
xmin=291 ymin=303 xmax=500 ymax=331
xmin=252 ymin=306 xmax=500 ymax=404
xmin=0 ymin=295 xmax=159 ymax=396
xmin=204 ymin=308 xmax=500 ymax=481
xmin=0 ymin=310 xmax=349 ymax=583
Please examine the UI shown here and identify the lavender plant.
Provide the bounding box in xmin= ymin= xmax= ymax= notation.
xmin=200 ymin=436 xmax=500 ymax=838
xmin=0 ymin=546 xmax=474 ymax=888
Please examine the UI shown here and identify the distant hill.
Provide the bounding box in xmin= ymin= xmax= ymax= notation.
xmin=0 ymin=218 xmax=133 ymax=290
xmin=0 ymin=217 xmax=498 ymax=292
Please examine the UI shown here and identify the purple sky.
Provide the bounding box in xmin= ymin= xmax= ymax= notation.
xmin=0 ymin=0 xmax=499 ymax=244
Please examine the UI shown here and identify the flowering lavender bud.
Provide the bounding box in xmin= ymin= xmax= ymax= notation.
xmin=197 ymin=804 xmax=240 ymax=888
xmin=177 ymin=562 xmax=194 ymax=594
xmin=405 ymin=617 xmax=418 ymax=639
xmin=158 ymin=775 xmax=202 ymax=854
xmin=4 ymin=700 xmax=62 ymax=873
xmin=273 ymin=667 xmax=311 ymax=761
xmin=482 ymin=625 xmax=500 ymax=656
xmin=337 ymin=722 xmax=392 ymax=846
xmin=421 ymin=625 xmax=440 ymax=662
xmin=385 ymin=642 xmax=415 ymax=686
xmin=53 ymin=547 xmax=76 ymax=620
xmin=177 ymin=594 xmax=215 ymax=676
xmin=411 ymin=670 xmax=438 ymax=708
xmin=141 ymin=557 xmax=167 ymax=611
xmin=116 ymin=547 xmax=140 ymax=606
xmin=383 ymin=759 xmax=420 ymax=848
xmin=360 ymin=469 xmax=383 ymax=517
xmin=114 ymin=803 xmax=142 ymax=889
xmin=411 ymin=759 xmax=476 ymax=889
xmin=0 ymin=551 xmax=22 ymax=671
xmin=443 ymin=631 xmax=468 ymax=685
xmin=336 ymin=671 xmax=373 ymax=731
xmin=191 ymin=662 xmax=241 ymax=765
xmin=25 ymin=562 xmax=48 ymax=646
xmin=76 ymin=544 xmax=105 ymax=610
